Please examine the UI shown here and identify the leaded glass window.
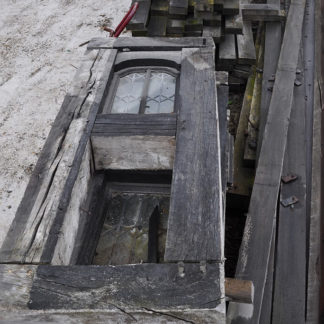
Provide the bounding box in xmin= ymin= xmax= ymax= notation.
xmin=103 ymin=67 xmax=178 ymax=114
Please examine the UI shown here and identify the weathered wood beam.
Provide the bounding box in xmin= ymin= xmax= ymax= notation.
xmin=227 ymin=0 xmax=307 ymax=322
xmin=0 ymin=49 xmax=118 ymax=264
xmin=229 ymin=66 xmax=256 ymax=198
xmin=271 ymin=50 xmax=307 ymax=324
xmin=241 ymin=4 xmax=286 ymax=21
xmin=218 ymin=34 xmax=236 ymax=69
xmin=243 ymin=24 xmax=264 ymax=167
xmin=306 ymin=0 xmax=321 ymax=321
xmin=29 ymin=264 xmax=223 ymax=310
xmin=164 ymin=47 xmax=224 ymax=262
xmin=216 ymin=71 xmax=229 ymax=195
xmin=256 ymin=9 xmax=282 ymax=161
xmin=87 ymin=37 xmax=214 ymax=51
xmin=91 ymin=135 xmax=176 ymax=170
xmin=0 ymin=264 xmax=252 ymax=311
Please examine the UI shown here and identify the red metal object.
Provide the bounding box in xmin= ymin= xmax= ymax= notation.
xmin=108 ymin=2 xmax=139 ymax=38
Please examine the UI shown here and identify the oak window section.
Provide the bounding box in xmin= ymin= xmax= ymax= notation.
xmin=103 ymin=67 xmax=178 ymax=114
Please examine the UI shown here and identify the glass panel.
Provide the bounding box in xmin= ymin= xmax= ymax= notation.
xmin=111 ymin=72 xmax=145 ymax=113
xmin=93 ymin=191 xmax=170 ymax=265
xmin=145 ymin=72 xmax=176 ymax=114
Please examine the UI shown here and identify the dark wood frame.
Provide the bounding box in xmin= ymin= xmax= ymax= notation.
xmin=0 ymin=37 xmax=226 ymax=322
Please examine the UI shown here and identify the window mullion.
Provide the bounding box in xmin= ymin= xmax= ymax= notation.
xmin=139 ymin=69 xmax=151 ymax=114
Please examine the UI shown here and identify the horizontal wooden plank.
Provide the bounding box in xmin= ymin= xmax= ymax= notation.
xmin=29 ymin=264 xmax=223 ymax=310
xmin=241 ymin=4 xmax=285 ymax=21
xmin=87 ymin=37 xmax=215 ymax=51
xmin=92 ymin=114 xmax=177 ymax=136
xmin=0 ymin=310 xmax=225 ymax=323
xmin=92 ymin=128 xmax=176 ymax=136
xmin=91 ymin=135 xmax=175 ymax=170
xmin=95 ymin=113 xmax=177 ymax=123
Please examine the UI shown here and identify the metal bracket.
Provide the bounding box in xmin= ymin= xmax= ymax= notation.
xmin=281 ymin=174 xmax=298 ymax=184
xmin=280 ymin=196 xmax=299 ymax=207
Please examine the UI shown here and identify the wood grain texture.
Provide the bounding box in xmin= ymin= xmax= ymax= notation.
xmin=29 ymin=264 xmax=223 ymax=310
xmin=92 ymin=114 xmax=177 ymax=136
xmin=164 ymin=47 xmax=224 ymax=262
xmin=87 ymin=37 xmax=215 ymax=51
xmin=0 ymin=49 xmax=118 ymax=264
xmin=0 ymin=265 xmax=35 ymax=310
xmin=256 ymin=25 xmax=282 ymax=160
xmin=51 ymin=143 xmax=93 ymax=265
xmin=91 ymin=135 xmax=176 ymax=170
xmin=259 ymin=231 xmax=275 ymax=324
xmin=216 ymin=72 xmax=229 ymax=195
xmin=218 ymin=34 xmax=237 ymax=67
xmin=305 ymin=0 xmax=319 ymax=322
xmin=243 ymin=25 xmax=264 ymax=167
xmin=227 ymin=0 xmax=307 ymax=322
xmin=272 ymin=53 xmax=307 ymax=323
xmin=0 ymin=309 xmax=225 ymax=324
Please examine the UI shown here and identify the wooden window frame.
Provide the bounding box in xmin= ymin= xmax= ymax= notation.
xmin=0 ymin=38 xmax=227 ymax=322
xmin=101 ymin=66 xmax=180 ymax=115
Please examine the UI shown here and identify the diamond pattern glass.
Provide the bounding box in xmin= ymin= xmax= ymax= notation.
xmin=145 ymin=72 xmax=176 ymax=114
xmin=111 ymin=72 xmax=145 ymax=113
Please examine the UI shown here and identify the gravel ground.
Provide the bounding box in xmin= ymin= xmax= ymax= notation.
xmin=0 ymin=0 xmax=131 ymax=247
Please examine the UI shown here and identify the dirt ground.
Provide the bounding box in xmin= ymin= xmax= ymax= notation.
xmin=0 ymin=0 xmax=131 ymax=246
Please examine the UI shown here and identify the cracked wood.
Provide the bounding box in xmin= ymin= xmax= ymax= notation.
xmin=0 ymin=49 xmax=118 ymax=264
xmin=164 ymin=47 xmax=224 ymax=262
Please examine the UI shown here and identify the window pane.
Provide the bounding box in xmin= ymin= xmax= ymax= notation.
xmin=93 ymin=192 xmax=170 ymax=265
xmin=111 ymin=72 xmax=145 ymax=113
xmin=145 ymin=72 xmax=176 ymax=114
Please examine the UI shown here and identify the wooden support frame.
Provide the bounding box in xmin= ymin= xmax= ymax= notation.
xmin=0 ymin=37 xmax=228 ymax=322
xmin=227 ymin=0 xmax=307 ymax=322
xmin=164 ymin=46 xmax=224 ymax=262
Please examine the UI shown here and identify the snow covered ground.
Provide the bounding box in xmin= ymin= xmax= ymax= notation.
xmin=0 ymin=0 xmax=131 ymax=247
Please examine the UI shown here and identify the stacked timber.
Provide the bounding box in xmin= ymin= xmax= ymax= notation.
xmin=127 ymin=0 xmax=256 ymax=72
xmin=127 ymin=0 xmax=240 ymax=40
xmin=228 ymin=0 xmax=312 ymax=322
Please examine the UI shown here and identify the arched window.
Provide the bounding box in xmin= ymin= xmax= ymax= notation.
xmin=102 ymin=67 xmax=178 ymax=114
